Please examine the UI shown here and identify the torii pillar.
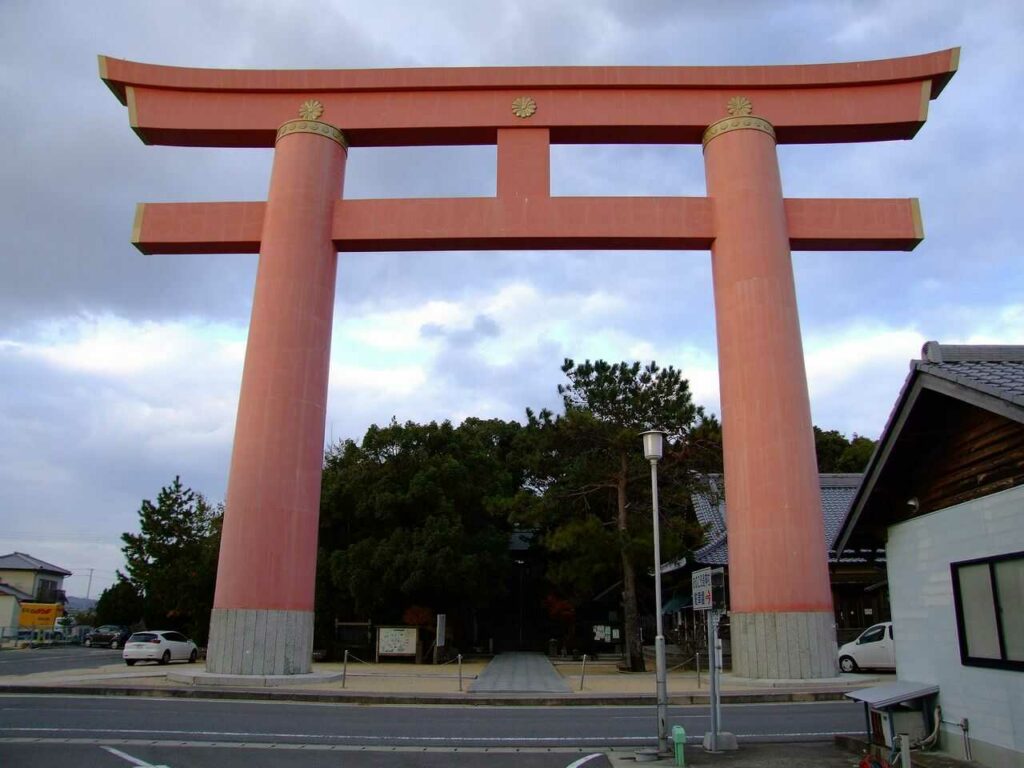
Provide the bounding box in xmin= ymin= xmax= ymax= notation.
xmin=704 ymin=105 xmax=835 ymax=677
xmin=206 ymin=109 xmax=348 ymax=674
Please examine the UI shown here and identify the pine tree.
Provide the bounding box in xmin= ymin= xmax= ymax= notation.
xmin=120 ymin=477 xmax=221 ymax=643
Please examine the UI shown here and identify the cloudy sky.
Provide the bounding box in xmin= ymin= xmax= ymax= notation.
xmin=1 ymin=1 xmax=1021 ymax=600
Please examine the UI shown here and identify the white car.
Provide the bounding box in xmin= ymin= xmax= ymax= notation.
xmin=122 ymin=630 xmax=198 ymax=666
xmin=838 ymin=621 xmax=895 ymax=672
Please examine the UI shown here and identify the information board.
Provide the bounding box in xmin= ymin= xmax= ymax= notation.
xmin=691 ymin=568 xmax=713 ymax=611
xmin=376 ymin=626 xmax=418 ymax=657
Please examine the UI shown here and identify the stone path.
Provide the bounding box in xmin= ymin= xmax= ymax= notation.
xmin=469 ymin=652 xmax=570 ymax=693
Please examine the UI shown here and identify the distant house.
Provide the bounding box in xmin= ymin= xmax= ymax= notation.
xmin=0 ymin=552 xmax=71 ymax=603
xmin=835 ymin=342 xmax=1024 ymax=767
xmin=668 ymin=473 xmax=887 ymax=642
xmin=0 ymin=552 xmax=71 ymax=636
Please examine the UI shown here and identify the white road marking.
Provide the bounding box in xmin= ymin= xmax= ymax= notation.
xmin=1 ymin=737 xmax=602 ymax=753
xmin=1 ymin=727 xmax=648 ymax=742
xmin=101 ymin=745 xmax=171 ymax=767
xmin=0 ymin=726 xmax=862 ymax=742
xmin=565 ymin=753 xmax=604 ymax=768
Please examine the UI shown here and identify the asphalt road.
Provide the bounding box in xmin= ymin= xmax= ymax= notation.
xmin=0 ymin=694 xmax=864 ymax=746
xmin=0 ymin=694 xmax=866 ymax=767
xmin=0 ymin=646 xmax=123 ymax=675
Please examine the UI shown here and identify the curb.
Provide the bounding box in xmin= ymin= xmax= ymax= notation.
xmin=0 ymin=683 xmax=854 ymax=706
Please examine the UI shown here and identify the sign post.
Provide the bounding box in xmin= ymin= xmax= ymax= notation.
xmin=692 ymin=568 xmax=736 ymax=752
xmin=434 ymin=614 xmax=446 ymax=664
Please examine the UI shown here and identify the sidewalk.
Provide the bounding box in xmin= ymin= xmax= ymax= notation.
xmin=0 ymin=651 xmax=889 ymax=704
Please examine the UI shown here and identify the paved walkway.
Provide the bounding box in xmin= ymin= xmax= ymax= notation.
xmin=469 ymin=652 xmax=571 ymax=693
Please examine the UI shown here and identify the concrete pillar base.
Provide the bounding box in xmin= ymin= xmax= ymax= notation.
xmin=731 ymin=610 xmax=837 ymax=679
xmin=206 ymin=607 xmax=313 ymax=675
xmin=702 ymin=732 xmax=738 ymax=752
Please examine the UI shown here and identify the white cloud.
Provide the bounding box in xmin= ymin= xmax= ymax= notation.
xmin=9 ymin=316 xmax=244 ymax=377
xmin=804 ymin=326 xmax=924 ymax=400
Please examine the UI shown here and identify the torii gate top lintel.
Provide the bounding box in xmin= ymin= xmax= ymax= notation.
xmin=106 ymin=50 xmax=955 ymax=256
xmin=100 ymin=48 xmax=958 ymax=148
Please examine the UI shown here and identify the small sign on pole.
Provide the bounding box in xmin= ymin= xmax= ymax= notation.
xmin=436 ymin=614 xmax=446 ymax=646
xmin=692 ymin=567 xmax=713 ymax=611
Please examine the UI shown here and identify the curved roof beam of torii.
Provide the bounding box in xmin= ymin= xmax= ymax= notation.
xmin=100 ymin=49 xmax=958 ymax=148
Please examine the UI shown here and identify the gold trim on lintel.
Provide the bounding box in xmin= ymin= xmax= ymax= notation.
xmin=919 ymin=80 xmax=931 ymax=122
xmin=125 ymin=87 xmax=150 ymax=145
xmin=702 ymin=115 xmax=776 ymax=149
xmin=726 ymin=96 xmax=753 ymax=117
xmin=299 ymin=100 xmax=324 ymax=120
xmin=910 ymin=198 xmax=924 ymax=241
xmin=276 ymin=119 xmax=348 ymax=149
xmin=511 ymin=96 xmax=537 ymax=119
xmin=131 ymin=203 xmax=146 ymax=251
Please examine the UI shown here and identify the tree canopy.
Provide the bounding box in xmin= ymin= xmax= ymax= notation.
xmin=94 ymin=579 xmax=144 ymax=627
xmin=813 ymin=427 xmax=877 ymax=473
xmin=317 ymin=417 xmax=525 ymax=648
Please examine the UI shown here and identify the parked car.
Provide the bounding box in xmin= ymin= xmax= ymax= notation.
xmin=122 ymin=630 xmax=198 ymax=666
xmin=84 ymin=625 xmax=131 ymax=649
xmin=838 ymin=621 xmax=895 ymax=672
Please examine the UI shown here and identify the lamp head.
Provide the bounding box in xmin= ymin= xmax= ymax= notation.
xmin=640 ymin=429 xmax=666 ymax=461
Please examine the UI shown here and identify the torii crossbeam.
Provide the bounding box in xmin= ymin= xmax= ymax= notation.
xmin=102 ymin=49 xmax=957 ymax=678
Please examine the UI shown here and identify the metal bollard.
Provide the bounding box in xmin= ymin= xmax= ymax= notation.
xmin=672 ymin=724 xmax=687 ymax=766
xmin=898 ymin=733 xmax=912 ymax=767
xmin=342 ymin=649 xmax=348 ymax=689
xmin=458 ymin=654 xmax=463 ymax=691
xmin=579 ymin=654 xmax=588 ymax=691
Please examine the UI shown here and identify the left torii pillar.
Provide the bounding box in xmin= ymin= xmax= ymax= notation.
xmin=206 ymin=107 xmax=347 ymax=675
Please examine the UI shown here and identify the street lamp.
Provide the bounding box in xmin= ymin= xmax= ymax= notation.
xmin=640 ymin=429 xmax=669 ymax=754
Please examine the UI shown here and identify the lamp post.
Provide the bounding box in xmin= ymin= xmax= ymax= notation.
xmin=640 ymin=429 xmax=669 ymax=754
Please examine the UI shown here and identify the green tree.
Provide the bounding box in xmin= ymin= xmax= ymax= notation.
xmin=520 ymin=360 xmax=712 ymax=671
xmin=814 ymin=427 xmax=876 ymax=473
xmin=94 ymin=578 xmax=144 ymax=627
xmin=813 ymin=427 xmax=849 ymax=473
xmin=318 ymin=418 xmax=524 ymax=648
xmin=836 ymin=434 xmax=876 ymax=472
xmin=120 ymin=477 xmax=221 ymax=643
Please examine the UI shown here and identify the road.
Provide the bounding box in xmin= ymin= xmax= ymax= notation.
xmin=0 ymin=693 xmax=863 ymax=743
xmin=0 ymin=646 xmax=122 ymax=676
xmin=0 ymin=694 xmax=865 ymax=767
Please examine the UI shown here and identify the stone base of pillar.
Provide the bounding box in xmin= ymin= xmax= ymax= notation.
xmin=206 ymin=607 xmax=313 ymax=675
xmin=730 ymin=610 xmax=837 ymax=679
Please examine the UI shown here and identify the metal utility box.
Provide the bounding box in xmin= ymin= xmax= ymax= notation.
xmin=846 ymin=681 xmax=939 ymax=749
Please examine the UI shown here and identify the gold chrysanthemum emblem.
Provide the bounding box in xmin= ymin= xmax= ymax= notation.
xmin=727 ymin=96 xmax=753 ymax=117
xmin=511 ymin=96 xmax=537 ymax=119
xmin=299 ymin=100 xmax=325 ymax=120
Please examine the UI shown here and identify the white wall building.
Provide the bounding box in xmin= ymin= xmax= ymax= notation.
xmin=837 ymin=342 xmax=1024 ymax=768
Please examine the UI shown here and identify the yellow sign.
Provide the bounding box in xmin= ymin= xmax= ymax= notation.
xmin=19 ymin=603 xmax=62 ymax=628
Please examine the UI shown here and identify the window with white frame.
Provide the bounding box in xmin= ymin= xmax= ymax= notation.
xmin=950 ymin=550 xmax=1024 ymax=672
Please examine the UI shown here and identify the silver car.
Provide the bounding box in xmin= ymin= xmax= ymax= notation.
xmin=122 ymin=630 xmax=198 ymax=666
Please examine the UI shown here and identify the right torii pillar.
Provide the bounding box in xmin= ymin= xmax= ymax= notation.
xmin=703 ymin=108 xmax=837 ymax=678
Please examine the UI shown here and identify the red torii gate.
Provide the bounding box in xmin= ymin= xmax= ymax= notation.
xmin=101 ymin=49 xmax=957 ymax=678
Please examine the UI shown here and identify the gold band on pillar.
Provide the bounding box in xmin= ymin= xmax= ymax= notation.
xmin=276 ymin=119 xmax=349 ymax=149
xmin=702 ymin=114 xmax=776 ymax=150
